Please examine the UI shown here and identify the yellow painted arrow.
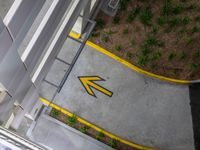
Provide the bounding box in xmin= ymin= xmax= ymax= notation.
xmin=78 ymin=76 xmax=113 ymax=97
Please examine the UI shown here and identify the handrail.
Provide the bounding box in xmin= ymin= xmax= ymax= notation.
xmin=0 ymin=127 xmax=46 ymax=150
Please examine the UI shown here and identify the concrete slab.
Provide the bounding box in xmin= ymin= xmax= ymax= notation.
xmin=30 ymin=114 xmax=113 ymax=150
xmin=0 ymin=0 xmax=14 ymax=19
xmin=45 ymin=60 xmax=69 ymax=86
xmin=57 ymin=37 xmax=81 ymax=64
xmin=40 ymin=39 xmax=194 ymax=150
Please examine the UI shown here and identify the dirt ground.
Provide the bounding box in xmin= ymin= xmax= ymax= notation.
xmin=91 ymin=0 xmax=200 ymax=80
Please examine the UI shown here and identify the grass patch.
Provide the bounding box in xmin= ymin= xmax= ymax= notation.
xmin=193 ymin=50 xmax=200 ymax=58
xmin=157 ymin=16 xmax=167 ymax=26
xmin=168 ymin=51 xmax=176 ymax=61
xmin=126 ymin=51 xmax=133 ymax=59
xmin=182 ymin=16 xmax=190 ymax=25
xmin=108 ymin=139 xmax=118 ymax=148
xmin=152 ymin=51 xmax=161 ymax=60
xmin=96 ymin=19 xmax=105 ymax=29
xmin=67 ymin=115 xmax=77 ymax=126
xmin=96 ymin=132 xmax=105 ymax=141
xmin=190 ymin=63 xmax=198 ymax=71
xmin=137 ymin=55 xmax=148 ymax=66
xmin=139 ymin=7 xmax=153 ymax=26
xmin=80 ymin=125 xmax=90 ymax=134
xmin=123 ymin=28 xmax=129 ymax=34
xmin=172 ymin=3 xmax=184 ymax=15
xmin=186 ymin=37 xmax=194 ymax=45
xmin=162 ymin=0 xmax=172 ymax=16
xmin=115 ymin=44 xmax=122 ymax=51
xmin=180 ymin=52 xmax=187 ymax=60
xmin=101 ymin=35 xmax=109 ymax=43
xmin=113 ymin=16 xmax=120 ymax=24
xmin=51 ymin=108 xmax=60 ymax=118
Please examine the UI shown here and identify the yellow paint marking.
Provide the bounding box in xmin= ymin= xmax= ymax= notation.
xmin=40 ymin=97 xmax=155 ymax=150
xmin=78 ymin=76 xmax=113 ymax=97
xmin=69 ymin=31 xmax=81 ymax=39
xmin=69 ymin=31 xmax=189 ymax=84
xmin=86 ymin=41 xmax=190 ymax=84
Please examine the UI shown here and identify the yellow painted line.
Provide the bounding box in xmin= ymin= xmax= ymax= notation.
xmin=69 ymin=31 xmax=81 ymax=39
xmin=40 ymin=97 xmax=155 ymax=150
xmin=86 ymin=41 xmax=190 ymax=84
xmin=69 ymin=31 xmax=190 ymax=84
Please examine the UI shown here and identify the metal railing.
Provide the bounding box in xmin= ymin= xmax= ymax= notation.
xmin=0 ymin=126 xmax=46 ymax=150
xmin=43 ymin=19 xmax=96 ymax=103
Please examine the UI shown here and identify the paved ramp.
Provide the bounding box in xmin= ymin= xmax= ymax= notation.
xmin=40 ymin=38 xmax=194 ymax=150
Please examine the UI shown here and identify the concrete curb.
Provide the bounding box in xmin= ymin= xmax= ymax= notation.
xmin=42 ymin=114 xmax=115 ymax=150
xmin=69 ymin=31 xmax=200 ymax=85
xmin=40 ymin=97 xmax=155 ymax=150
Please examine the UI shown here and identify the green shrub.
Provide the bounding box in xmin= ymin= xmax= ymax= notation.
xmin=90 ymin=31 xmax=99 ymax=38
xmin=169 ymin=17 xmax=181 ymax=27
xmin=182 ymin=16 xmax=190 ymax=25
xmin=67 ymin=115 xmax=77 ymax=126
xmin=172 ymin=4 xmax=184 ymax=15
xmin=126 ymin=7 xmax=141 ymax=23
xmin=108 ymin=139 xmax=118 ymax=148
xmin=137 ymin=55 xmax=148 ymax=66
xmin=145 ymin=36 xmax=158 ymax=46
xmin=96 ymin=19 xmax=105 ymax=29
xmin=190 ymin=63 xmax=198 ymax=71
xmin=80 ymin=126 xmax=89 ymax=134
xmin=51 ymin=109 xmax=60 ymax=118
xmin=168 ymin=52 xmax=176 ymax=61
xmin=126 ymin=51 xmax=133 ymax=59
xmin=96 ymin=132 xmax=105 ymax=141
xmin=157 ymin=17 xmax=167 ymax=26
xmin=186 ymin=37 xmax=194 ymax=45
xmin=139 ymin=7 xmax=153 ymax=26
xmin=195 ymin=16 xmax=200 ymax=23
xmin=132 ymin=6 xmax=141 ymax=15
xmin=113 ymin=16 xmax=120 ymax=24
xmin=193 ymin=51 xmax=200 ymax=58
xmin=119 ymin=0 xmax=128 ymax=11
xmin=140 ymin=45 xmax=151 ymax=56
xmin=152 ymin=26 xmax=159 ymax=34
xmin=123 ymin=28 xmax=129 ymax=34
xmin=126 ymin=13 xmax=135 ymax=23
xmin=180 ymin=52 xmax=186 ymax=60
xmin=152 ymin=51 xmax=161 ymax=60
xmin=101 ymin=35 xmax=109 ymax=43
xmin=115 ymin=44 xmax=122 ymax=51
xmin=192 ymin=26 xmax=200 ymax=33
xmin=162 ymin=0 xmax=172 ymax=16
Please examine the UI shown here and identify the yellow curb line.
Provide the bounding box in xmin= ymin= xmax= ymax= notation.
xmin=69 ymin=31 xmax=81 ymax=39
xmin=69 ymin=31 xmax=190 ymax=84
xmin=86 ymin=41 xmax=190 ymax=84
xmin=40 ymin=97 xmax=155 ymax=150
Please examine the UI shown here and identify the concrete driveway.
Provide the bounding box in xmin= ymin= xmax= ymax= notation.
xmin=40 ymin=38 xmax=194 ymax=150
